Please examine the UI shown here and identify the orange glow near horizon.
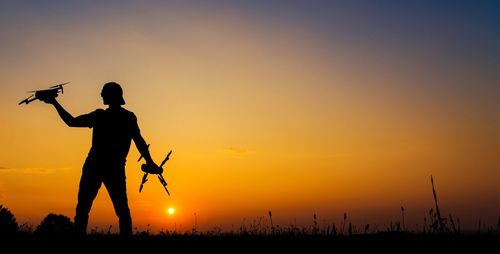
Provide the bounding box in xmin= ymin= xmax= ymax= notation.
xmin=0 ymin=2 xmax=499 ymax=233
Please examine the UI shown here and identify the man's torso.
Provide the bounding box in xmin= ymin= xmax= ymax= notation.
xmin=79 ymin=107 xmax=139 ymax=166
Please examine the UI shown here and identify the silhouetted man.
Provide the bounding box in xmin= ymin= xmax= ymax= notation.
xmin=42 ymin=82 xmax=159 ymax=236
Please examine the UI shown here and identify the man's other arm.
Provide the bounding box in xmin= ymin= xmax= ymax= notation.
xmin=131 ymin=116 xmax=158 ymax=167
xmin=134 ymin=134 xmax=155 ymax=164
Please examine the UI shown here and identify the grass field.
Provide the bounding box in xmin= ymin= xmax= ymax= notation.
xmin=2 ymin=175 xmax=498 ymax=253
xmin=3 ymin=230 xmax=499 ymax=254
xmin=2 ymin=189 xmax=499 ymax=254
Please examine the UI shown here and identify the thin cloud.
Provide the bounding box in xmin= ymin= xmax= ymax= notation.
xmin=224 ymin=146 xmax=254 ymax=155
xmin=0 ymin=167 xmax=70 ymax=174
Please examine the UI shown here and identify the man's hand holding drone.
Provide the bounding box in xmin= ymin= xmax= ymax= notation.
xmin=39 ymin=94 xmax=57 ymax=104
xmin=141 ymin=161 xmax=163 ymax=174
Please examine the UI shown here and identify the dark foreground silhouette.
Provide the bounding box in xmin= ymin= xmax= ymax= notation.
xmin=41 ymin=82 xmax=160 ymax=236
xmin=1 ymin=205 xmax=499 ymax=253
xmin=3 ymin=230 xmax=499 ymax=254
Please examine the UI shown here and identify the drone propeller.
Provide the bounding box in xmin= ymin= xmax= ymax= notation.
xmin=50 ymin=82 xmax=70 ymax=94
xmin=49 ymin=82 xmax=70 ymax=89
xmin=26 ymin=82 xmax=70 ymax=93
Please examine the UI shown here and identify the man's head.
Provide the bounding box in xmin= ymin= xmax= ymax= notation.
xmin=101 ymin=82 xmax=125 ymax=105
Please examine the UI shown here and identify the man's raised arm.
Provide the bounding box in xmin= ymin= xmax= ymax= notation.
xmin=43 ymin=98 xmax=90 ymax=127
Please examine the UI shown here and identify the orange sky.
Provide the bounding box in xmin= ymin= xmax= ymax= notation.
xmin=0 ymin=2 xmax=499 ymax=233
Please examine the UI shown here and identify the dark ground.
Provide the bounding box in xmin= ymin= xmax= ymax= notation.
xmin=2 ymin=232 xmax=499 ymax=254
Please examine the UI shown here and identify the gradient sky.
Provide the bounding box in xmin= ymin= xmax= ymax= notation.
xmin=0 ymin=1 xmax=499 ymax=233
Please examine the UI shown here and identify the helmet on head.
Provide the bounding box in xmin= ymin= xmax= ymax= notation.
xmin=101 ymin=82 xmax=125 ymax=105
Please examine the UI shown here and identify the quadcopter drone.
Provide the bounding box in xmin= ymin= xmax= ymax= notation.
xmin=138 ymin=145 xmax=172 ymax=196
xmin=18 ymin=82 xmax=70 ymax=105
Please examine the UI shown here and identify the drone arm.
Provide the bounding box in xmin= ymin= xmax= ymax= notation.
xmin=19 ymin=96 xmax=37 ymax=105
xmin=26 ymin=97 xmax=37 ymax=104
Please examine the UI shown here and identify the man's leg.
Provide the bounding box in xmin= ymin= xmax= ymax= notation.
xmin=104 ymin=172 xmax=132 ymax=236
xmin=74 ymin=162 xmax=102 ymax=236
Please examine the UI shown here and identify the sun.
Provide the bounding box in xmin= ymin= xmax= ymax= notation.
xmin=167 ymin=207 xmax=175 ymax=215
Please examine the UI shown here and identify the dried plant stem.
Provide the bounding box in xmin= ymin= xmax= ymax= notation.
xmin=431 ymin=175 xmax=445 ymax=232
